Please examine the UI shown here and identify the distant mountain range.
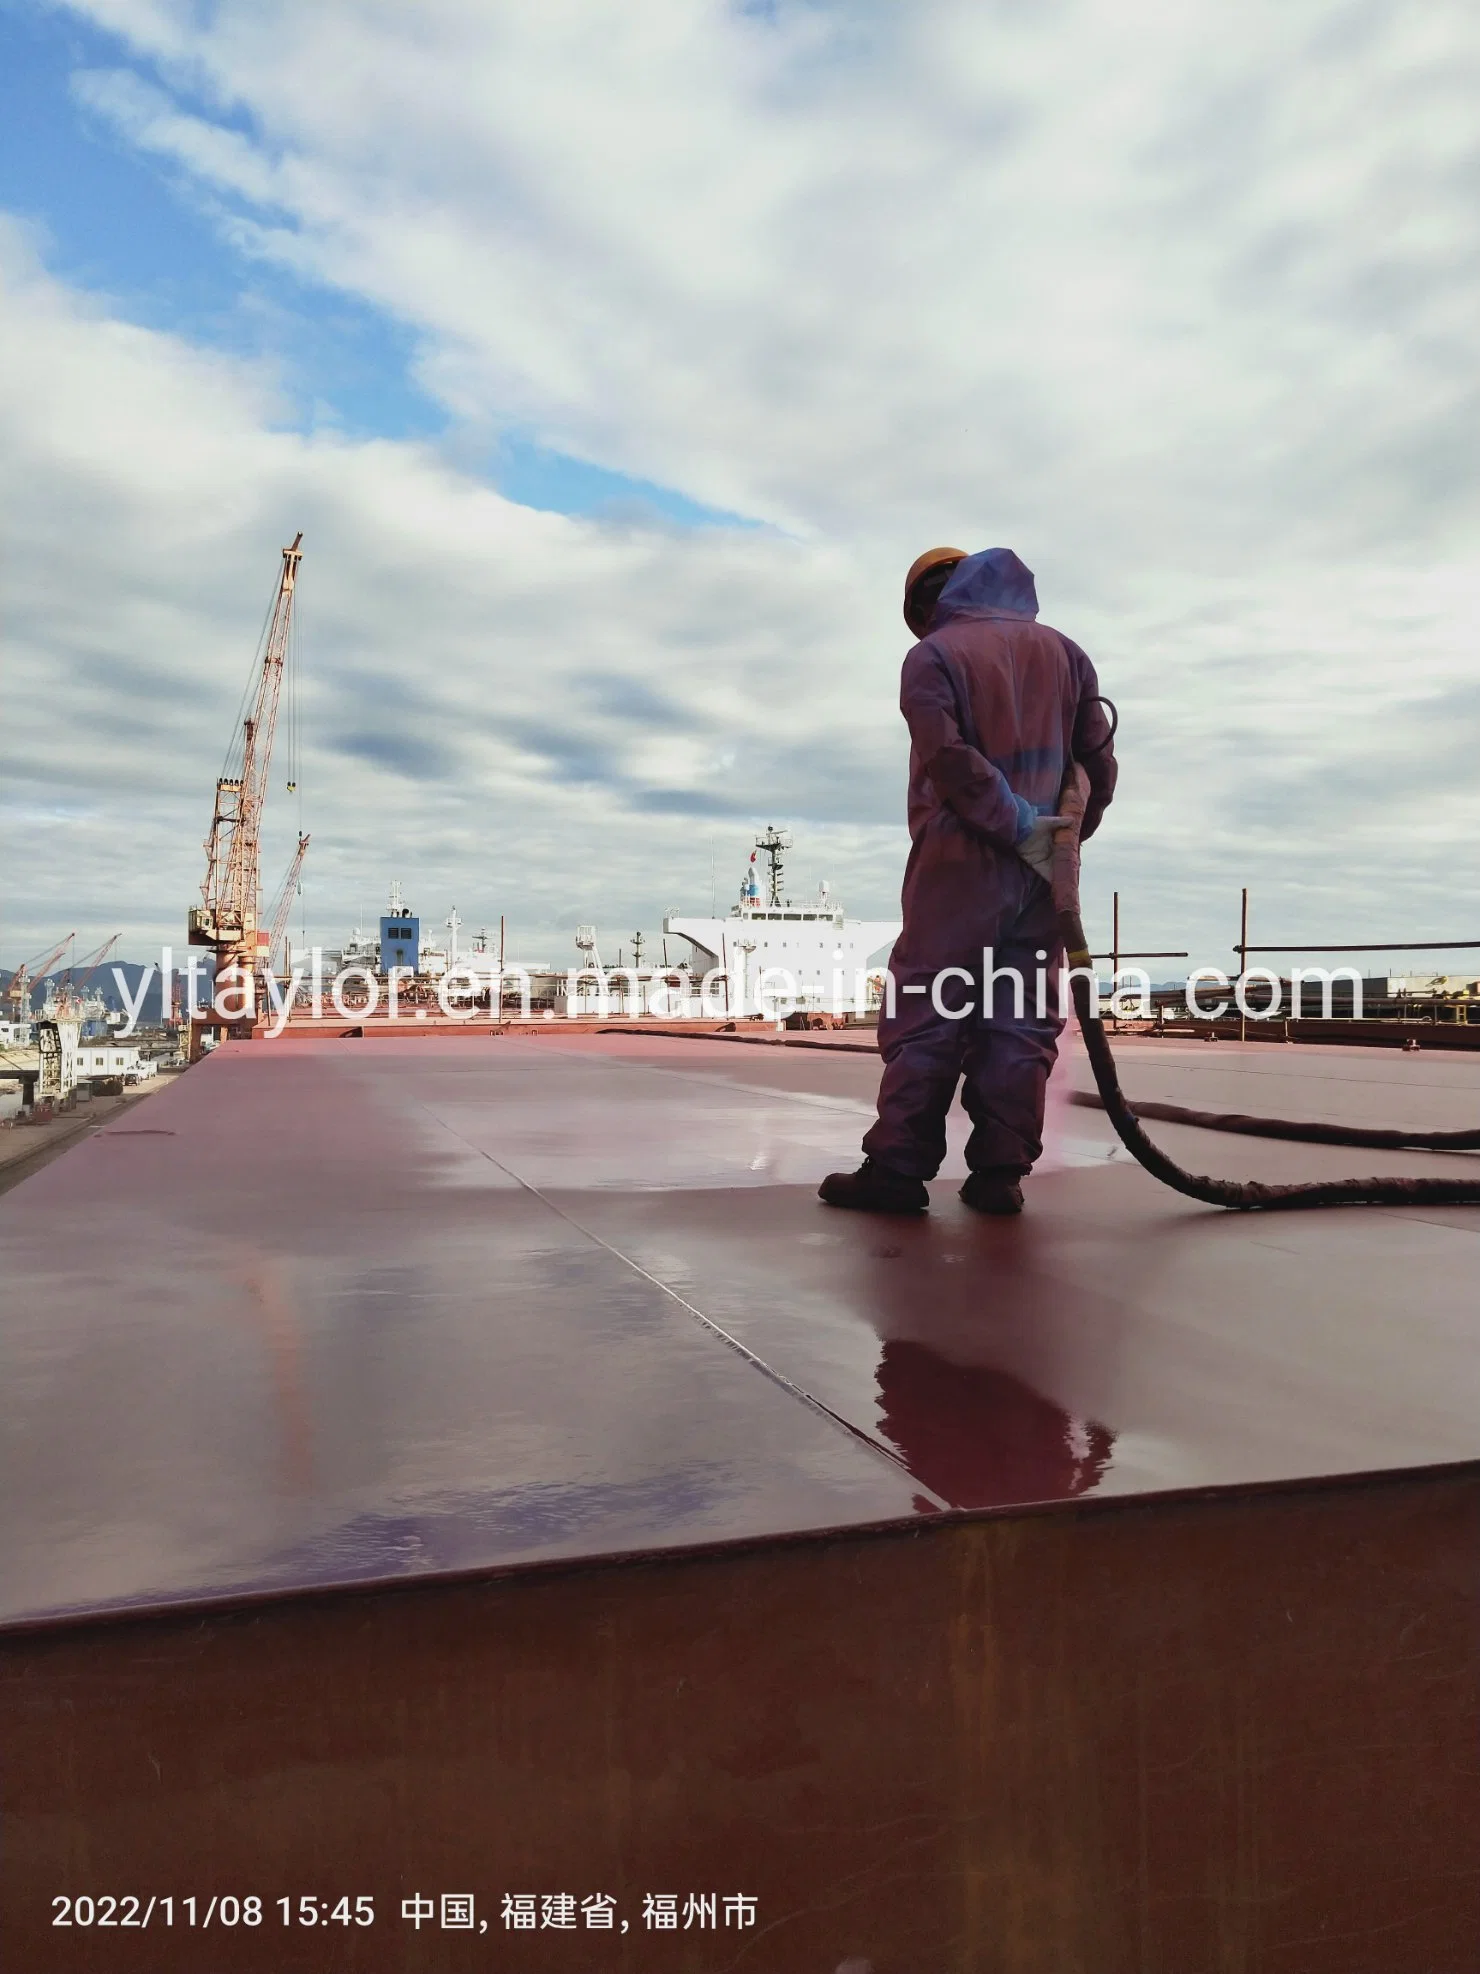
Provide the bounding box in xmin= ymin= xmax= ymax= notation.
xmin=0 ymin=962 xmax=173 ymax=1024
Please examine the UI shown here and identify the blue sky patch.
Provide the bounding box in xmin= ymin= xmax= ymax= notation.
xmin=493 ymin=440 xmax=759 ymax=529
xmin=0 ymin=2 xmax=756 ymax=522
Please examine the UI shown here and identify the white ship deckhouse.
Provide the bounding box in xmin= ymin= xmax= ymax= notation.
xmin=664 ymin=827 xmax=899 ymax=1017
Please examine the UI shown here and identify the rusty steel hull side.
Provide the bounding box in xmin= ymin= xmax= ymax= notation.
xmin=5 ymin=1469 xmax=1479 ymax=1974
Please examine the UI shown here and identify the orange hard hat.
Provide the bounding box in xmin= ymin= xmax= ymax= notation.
xmin=903 ymin=545 xmax=966 ymax=635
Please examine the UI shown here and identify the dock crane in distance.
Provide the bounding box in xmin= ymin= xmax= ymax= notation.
xmin=188 ymin=534 xmax=302 ymax=1057
xmin=49 ymin=933 xmax=122 ymax=1021
xmin=263 ymin=833 xmax=310 ymax=987
xmin=6 ymin=933 xmax=76 ymax=1020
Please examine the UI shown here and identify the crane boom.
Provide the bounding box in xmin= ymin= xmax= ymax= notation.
xmin=6 ymin=933 xmax=76 ymax=1015
xmin=263 ymin=833 xmax=310 ymax=982
xmin=189 ymin=533 xmax=303 ymax=979
xmin=64 ymin=933 xmax=121 ymax=992
xmin=49 ymin=933 xmax=122 ymax=1020
xmin=75 ymin=933 xmax=122 ymax=994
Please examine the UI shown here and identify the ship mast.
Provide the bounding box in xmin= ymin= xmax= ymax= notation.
xmin=755 ymin=824 xmax=792 ymax=908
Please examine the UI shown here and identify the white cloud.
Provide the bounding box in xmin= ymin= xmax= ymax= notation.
xmin=57 ymin=0 xmax=1480 ymax=559
xmin=70 ymin=65 xmax=289 ymax=212
xmin=0 ymin=221 xmax=909 ymax=966
xmin=9 ymin=0 xmax=1480 ymax=975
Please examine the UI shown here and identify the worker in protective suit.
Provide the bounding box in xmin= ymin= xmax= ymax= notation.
xmin=820 ymin=546 xmax=1116 ymax=1216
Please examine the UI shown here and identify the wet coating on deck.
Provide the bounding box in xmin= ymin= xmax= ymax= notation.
xmin=5 ymin=1030 xmax=1480 ymax=1629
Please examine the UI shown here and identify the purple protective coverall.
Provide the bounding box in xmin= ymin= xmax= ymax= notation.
xmin=861 ymin=548 xmax=1116 ymax=1181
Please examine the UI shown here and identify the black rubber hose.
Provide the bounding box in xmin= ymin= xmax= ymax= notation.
xmin=1067 ymin=1088 xmax=1480 ymax=1153
xmin=1067 ymin=972 xmax=1480 ymax=1209
xmin=1052 ymin=764 xmax=1480 ymax=1211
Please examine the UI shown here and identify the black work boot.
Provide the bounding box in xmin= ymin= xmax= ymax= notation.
xmin=819 ymin=1158 xmax=929 ymax=1214
xmin=959 ymin=1167 xmax=1025 ymax=1216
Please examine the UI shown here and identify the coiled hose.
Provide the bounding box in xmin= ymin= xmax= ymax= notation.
xmin=1053 ymin=766 xmax=1480 ymax=1211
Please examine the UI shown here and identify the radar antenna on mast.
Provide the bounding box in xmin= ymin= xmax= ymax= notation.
xmin=755 ymin=824 xmax=793 ymax=908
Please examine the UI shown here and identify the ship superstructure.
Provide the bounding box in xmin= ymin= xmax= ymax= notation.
xmin=284 ymin=832 xmax=897 ymax=1021
xmin=664 ymin=826 xmax=899 ymax=1017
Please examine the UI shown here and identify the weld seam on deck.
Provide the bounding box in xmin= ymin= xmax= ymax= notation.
xmin=413 ymin=1100 xmax=950 ymax=1510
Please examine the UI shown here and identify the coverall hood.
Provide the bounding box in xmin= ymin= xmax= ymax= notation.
xmin=933 ymin=547 xmax=1039 ymax=624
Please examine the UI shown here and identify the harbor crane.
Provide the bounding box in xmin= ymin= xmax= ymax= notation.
xmin=188 ymin=533 xmax=302 ymax=1051
xmin=6 ymin=933 xmax=76 ymax=1018
xmin=48 ymin=933 xmax=122 ymax=1020
xmin=263 ymin=833 xmax=311 ymax=981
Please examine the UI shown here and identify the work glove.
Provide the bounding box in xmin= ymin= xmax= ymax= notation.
xmin=1015 ymin=815 xmax=1069 ymax=883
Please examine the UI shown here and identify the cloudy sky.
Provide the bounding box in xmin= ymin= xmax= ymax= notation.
xmin=4 ymin=0 xmax=1480 ymax=977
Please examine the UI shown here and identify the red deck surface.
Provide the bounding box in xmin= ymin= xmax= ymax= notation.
xmin=5 ymin=1030 xmax=1480 ymax=1630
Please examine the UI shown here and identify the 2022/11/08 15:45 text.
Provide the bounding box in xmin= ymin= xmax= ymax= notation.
xmin=50 ymin=1894 xmax=375 ymax=1927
